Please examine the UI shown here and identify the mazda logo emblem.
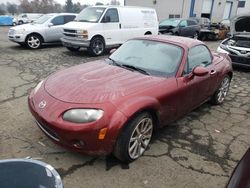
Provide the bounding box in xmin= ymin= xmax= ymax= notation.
xmin=38 ymin=100 xmax=47 ymax=109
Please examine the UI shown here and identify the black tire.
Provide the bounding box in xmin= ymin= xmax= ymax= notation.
xmin=193 ymin=32 xmax=199 ymax=39
xmin=88 ymin=37 xmax=105 ymax=56
xmin=66 ymin=47 xmax=80 ymax=52
xmin=25 ymin=34 xmax=42 ymax=49
xmin=18 ymin=20 xmax=23 ymax=25
xmin=210 ymin=75 xmax=231 ymax=105
xmin=113 ymin=112 xmax=154 ymax=163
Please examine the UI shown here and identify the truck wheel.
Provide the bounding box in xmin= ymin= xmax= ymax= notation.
xmin=88 ymin=37 xmax=105 ymax=56
xmin=25 ymin=34 xmax=42 ymax=49
xmin=66 ymin=47 xmax=80 ymax=52
xmin=113 ymin=112 xmax=154 ymax=163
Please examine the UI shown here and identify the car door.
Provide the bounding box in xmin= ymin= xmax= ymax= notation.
xmin=176 ymin=45 xmax=217 ymax=115
xmin=187 ymin=20 xmax=197 ymax=36
xmin=45 ymin=15 xmax=65 ymax=42
xmin=178 ymin=20 xmax=189 ymax=37
xmin=101 ymin=8 xmax=122 ymax=45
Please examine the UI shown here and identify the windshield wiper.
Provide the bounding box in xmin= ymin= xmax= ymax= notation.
xmin=121 ymin=64 xmax=150 ymax=75
xmin=107 ymin=58 xmax=150 ymax=75
xmin=107 ymin=57 xmax=122 ymax=67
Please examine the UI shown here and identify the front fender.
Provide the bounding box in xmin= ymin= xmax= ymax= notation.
xmin=113 ymin=96 xmax=160 ymax=119
xmin=107 ymin=96 xmax=160 ymax=151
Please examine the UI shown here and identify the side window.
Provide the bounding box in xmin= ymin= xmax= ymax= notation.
xmin=22 ymin=14 xmax=27 ymax=18
xmin=185 ymin=45 xmax=212 ymax=74
xmin=179 ymin=20 xmax=187 ymax=27
xmin=187 ymin=20 xmax=197 ymax=26
xmin=64 ymin=15 xmax=76 ymax=24
xmin=102 ymin=8 xmax=119 ymax=23
xmin=51 ymin=16 xmax=64 ymax=26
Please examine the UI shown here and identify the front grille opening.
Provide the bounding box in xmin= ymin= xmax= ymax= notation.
xmin=36 ymin=120 xmax=60 ymax=142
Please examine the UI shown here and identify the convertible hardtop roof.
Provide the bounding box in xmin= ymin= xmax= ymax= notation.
xmin=135 ymin=35 xmax=204 ymax=49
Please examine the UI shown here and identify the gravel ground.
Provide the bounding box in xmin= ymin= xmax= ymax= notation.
xmin=0 ymin=26 xmax=250 ymax=188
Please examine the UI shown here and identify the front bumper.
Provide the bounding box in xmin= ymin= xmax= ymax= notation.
xmin=8 ymin=34 xmax=26 ymax=43
xmin=217 ymin=46 xmax=250 ymax=68
xmin=61 ymin=37 xmax=90 ymax=48
xmin=28 ymin=88 xmax=127 ymax=156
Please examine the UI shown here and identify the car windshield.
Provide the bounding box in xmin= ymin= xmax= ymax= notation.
xmin=109 ymin=39 xmax=183 ymax=77
xmin=34 ymin=15 xmax=53 ymax=24
xmin=160 ymin=19 xmax=180 ymax=27
xmin=75 ymin=7 xmax=105 ymax=23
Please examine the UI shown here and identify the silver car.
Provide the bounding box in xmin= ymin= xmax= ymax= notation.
xmin=8 ymin=13 xmax=77 ymax=49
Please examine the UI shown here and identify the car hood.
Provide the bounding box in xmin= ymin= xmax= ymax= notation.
xmin=44 ymin=60 xmax=164 ymax=104
xmin=63 ymin=21 xmax=96 ymax=30
xmin=230 ymin=15 xmax=250 ymax=38
xmin=11 ymin=23 xmax=44 ymax=31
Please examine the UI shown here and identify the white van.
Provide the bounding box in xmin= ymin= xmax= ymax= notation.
xmin=61 ymin=6 xmax=158 ymax=56
xmin=17 ymin=13 xmax=43 ymax=25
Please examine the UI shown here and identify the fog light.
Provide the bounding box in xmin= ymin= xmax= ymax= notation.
xmin=72 ymin=140 xmax=85 ymax=148
xmin=98 ymin=128 xmax=108 ymax=140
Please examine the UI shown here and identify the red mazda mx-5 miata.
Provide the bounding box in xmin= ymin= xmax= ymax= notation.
xmin=28 ymin=36 xmax=233 ymax=162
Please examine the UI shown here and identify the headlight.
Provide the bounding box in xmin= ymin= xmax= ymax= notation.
xmin=15 ymin=28 xmax=26 ymax=34
xmin=76 ymin=30 xmax=88 ymax=39
xmin=63 ymin=109 xmax=104 ymax=123
xmin=33 ymin=80 xmax=44 ymax=94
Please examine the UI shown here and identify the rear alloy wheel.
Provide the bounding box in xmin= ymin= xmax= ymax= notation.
xmin=211 ymin=75 xmax=231 ymax=105
xmin=114 ymin=112 xmax=154 ymax=163
xmin=26 ymin=34 xmax=42 ymax=49
xmin=88 ymin=37 xmax=105 ymax=56
xmin=193 ymin=32 xmax=199 ymax=39
xmin=66 ymin=47 xmax=80 ymax=52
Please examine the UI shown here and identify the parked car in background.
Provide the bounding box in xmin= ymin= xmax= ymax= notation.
xmin=0 ymin=15 xmax=14 ymax=26
xmin=159 ymin=18 xmax=200 ymax=39
xmin=29 ymin=36 xmax=232 ymax=163
xmin=191 ymin=17 xmax=211 ymax=28
xmin=190 ymin=17 xmax=219 ymax=41
xmin=217 ymin=15 xmax=250 ymax=68
xmin=220 ymin=19 xmax=231 ymax=28
xmin=61 ymin=6 xmax=158 ymax=56
xmin=17 ymin=13 xmax=43 ymax=25
xmin=8 ymin=13 xmax=77 ymax=49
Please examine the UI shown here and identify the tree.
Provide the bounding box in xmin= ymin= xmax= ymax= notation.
xmin=72 ymin=2 xmax=82 ymax=13
xmin=110 ymin=0 xmax=120 ymax=5
xmin=19 ymin=0 xmax=33 ymax=13
xmin=96 ymin=2 xmax=104 ymax=5
xmin=65 ymin=0 xmax=73 ymax=13
xmin=7 ymin=3 xmax=17 ymax=15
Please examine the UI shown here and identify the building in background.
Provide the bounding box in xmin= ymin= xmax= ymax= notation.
xmin=237 ymin=0 xmax=250 ymax=14
xmin=125 ymin=0 xmax=239 ymax=22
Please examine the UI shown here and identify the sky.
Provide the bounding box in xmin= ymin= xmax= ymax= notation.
xmin=0 ymin=0 xmax=124 ymax=5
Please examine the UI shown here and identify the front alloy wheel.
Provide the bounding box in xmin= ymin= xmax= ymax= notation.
xmin=26 ymin=34 xmax=42 ymax=49
xmin=211 ymin=75 xmax=230 ymax=104
xmin=89 ymin=37 xmax=105 ymax=56
xmin=114 ymin=112 xmax=154 ymax=163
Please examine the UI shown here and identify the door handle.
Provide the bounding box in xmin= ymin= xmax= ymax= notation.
xmin=210 ymin=70 xmax=217 ymax=75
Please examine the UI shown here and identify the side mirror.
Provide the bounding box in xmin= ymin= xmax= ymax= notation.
xmin=192 ymin=66 xmax=209 ymax=76
xmin=48 ymin=23 xmax=53 ymax=27
xmin=110 ymin=48 xmax=116 ymax=54
xmin=179 ymin=24 xmax=185 ymax=28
